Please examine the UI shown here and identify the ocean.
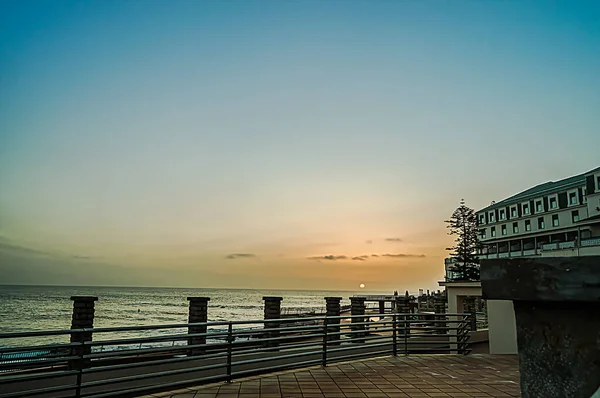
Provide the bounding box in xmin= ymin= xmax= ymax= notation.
xmin=0 ymin=285 xmax=390 ymax=348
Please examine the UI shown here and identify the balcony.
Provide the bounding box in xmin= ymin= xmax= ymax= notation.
xmin=581 ymin=238 xmax=600 ymax=247
xmin=478 ymin=237 xmax=600 ymax=260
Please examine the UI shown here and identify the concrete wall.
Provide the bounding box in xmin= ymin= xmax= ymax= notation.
xmin=444 ymin=282 xmax=518 ymax=355
xmin=487 ymin=300 xmax=518 ymax=354
xmin=445 ymin=284 xmax=481 ymax=314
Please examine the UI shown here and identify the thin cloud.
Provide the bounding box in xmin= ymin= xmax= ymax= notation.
xmin=72 ymin=254 xmax=95 ymax=260
xmin=307 ymin=255 xmax=348 ymax=261
xmin=371 ymin=254 xmax=379 ymax=257
xmin=225 ymin=253 xmax=257 ymax=260
xmin=365 ymin=240 xmax=373 ymax=244
xmin=381 ymin=253 xmax=426 ymax=258
xmin=385 ymin=238 xmax=403 ymax=242
xmin=351 ymin=255 xmax=370 ymax=261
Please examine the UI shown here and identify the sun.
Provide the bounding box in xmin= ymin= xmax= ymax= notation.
xmin=359 ymin=283 xmax=365 ymax=289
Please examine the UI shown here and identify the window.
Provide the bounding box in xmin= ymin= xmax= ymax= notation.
xmin=480 ymin=229 xmax=486 ymax=239
xmin=597 ymin=175 xmax=600 ymax=189
xmin=572 ymin=210 xmax=580 ymax=223
xmin=525 ymin=220 xmax=531 ymax=231
xmin=512 ymin=222 xmax=518 ymax=233
xmin=536 ymin=201 xmax=543 ymax=212
xmin=501 ymin=224 xmax=507 ymax=235
xmin=491 ymin=227 xmax=496 ymax=237
xmin=549 ymin=197 xmax=557 ymax=209
xmin=489 ymin=212 xmax=495 ymax=222
xmin=569 ymin=192 xmax=577 ymax=205
xmin=499 ymin=209 xmax=506 ymax=220
xmin=552 ymin=214 xmax=559 ymax=227
xmin=479 ymin=214 xmax=485 ymax=224
xmin=583 ymin=187 xmax=587 ymax=203
xmin=523 ymin=203 xmax=530 ymax=215
xmin=511 ymin=207 xmax=517 ymax=218
xmin=538 ymin=217 xmax=545 ymax=229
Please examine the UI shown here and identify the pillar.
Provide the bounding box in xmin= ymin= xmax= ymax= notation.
xmin=463 ymin=296 xmax=477 ymax=331
xmin=434 ymin=294 xmax=447 ymax=334
xmin=263 ymin=296 xmax=283 ymax=348
xmin=350 ymin=297 xmax=366 ymax=343
xmin=378 ymin=300 xmax=385 ymax=315
xmin=70 ymin=296 xmax=98 ymax=368
xmin=325 ymin=297 xmax=342 ymax=345
xmin=426 ymin=290 xmax=432 ymax=310
xmin=400 ymin=291 xmax=412 ymax=313
xmin=187 ymin=297 xmax=210 ymax=355
xmin=482 ymin=256 xmax=600 ymax=397
xmin=396 ymin=293 xmax=411 ymax=337
xmin=521 ymin=238 xmax=524 ymax=256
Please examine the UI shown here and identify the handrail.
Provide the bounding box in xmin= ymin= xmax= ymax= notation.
xmin=0 ymin=313 xmax=472 ymax=398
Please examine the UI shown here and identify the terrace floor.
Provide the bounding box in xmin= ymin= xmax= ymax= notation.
xmin=140 ymin=354 xmax=521 ymax=398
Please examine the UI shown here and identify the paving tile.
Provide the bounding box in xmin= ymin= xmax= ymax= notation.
xmin=134 ymin=355 xmax=521 ymax=398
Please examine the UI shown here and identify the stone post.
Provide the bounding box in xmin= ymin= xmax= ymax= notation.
xmin=263 ymin=296 xmax=283 ymax=349
xmin=397 ymin=292 xmax=411 ymax=314
xmin=463 ymin=296 xmax=477 ymax=331
xmin=187 ymin=297 xmax=210 ymax=355
xmin=434 ymin=294 xmax=447 ymax=334
xmin=350 ymin=297 xmax=366 ymax=343
xmin=325 ymin=297 xmax=342 ymax=345
xmin=482 ymin=256 xmax=600 ymax=398
xmin=396 ymin=293 xmax=411 ymax=337
xmin=70 ymin=296 xmax=98 ymax=368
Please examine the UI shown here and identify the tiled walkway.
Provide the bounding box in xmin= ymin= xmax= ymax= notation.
xmin=142 ymin=355 xmax=521 ymax=398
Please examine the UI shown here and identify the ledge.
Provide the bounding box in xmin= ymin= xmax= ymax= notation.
xmin=481 ymin=256 xmax=600 ymax=302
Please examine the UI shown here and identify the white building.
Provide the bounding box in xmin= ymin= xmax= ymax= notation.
xmin=442 ymin=166 xmax=600 ymax=355
xmin=476 ymin=166 xmax=600 ymax=259
xmin=443 ymin=258 xmax=461 ymax=281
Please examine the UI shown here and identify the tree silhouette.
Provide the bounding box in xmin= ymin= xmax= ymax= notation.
xmin=445 ymin=199 xmax=481 ymax=281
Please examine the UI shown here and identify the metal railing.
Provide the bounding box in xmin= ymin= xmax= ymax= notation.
xmin=0 ymin=313 xmax=472 ymax=398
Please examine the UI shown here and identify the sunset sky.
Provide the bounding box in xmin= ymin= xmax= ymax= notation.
xmin=1 ymin=1 xmax=599 ymax=291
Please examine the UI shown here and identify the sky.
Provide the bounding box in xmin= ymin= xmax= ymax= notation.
xmin=1 ymin=1 xmax=599 ymax=291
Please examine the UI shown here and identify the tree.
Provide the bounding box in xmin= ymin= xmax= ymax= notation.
xmin=445 ymin=199 xmax=481 ymax=281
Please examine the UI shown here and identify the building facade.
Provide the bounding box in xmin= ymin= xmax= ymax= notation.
xmin=443 ymin=257 xmax=461 ymax=281
xmin=475 ymin=166 xmax=600 ymax=259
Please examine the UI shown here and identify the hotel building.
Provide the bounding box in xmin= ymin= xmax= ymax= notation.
xmin=475 ymin=166 xmax=600 ymax=260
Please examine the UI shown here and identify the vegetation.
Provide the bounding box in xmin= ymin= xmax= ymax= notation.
xmin=445 ymin=199 xmax=481 ymax=281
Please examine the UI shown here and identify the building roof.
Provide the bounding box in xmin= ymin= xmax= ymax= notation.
xmin=478 ymin=166 xmax=600 ymax=213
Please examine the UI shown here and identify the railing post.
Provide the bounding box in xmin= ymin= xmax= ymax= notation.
xmin=324 ymin=297 xmax=341 ymax=346
xmin=263 ymin=296 xmax=282 ymax=349
xmin=322 ymin=317 xmax=328 ymax=367
xmin=74 ymin=340 xmax=84 ymax=398
xmin=70 ymin=296 xmax=97 ymax=370
xmin=404 ymin=314 xmax=409 ymax=355
xmin=187 ymin=297 xmax=210 ymax=356
xmin=226 ymin=322 xmax=233 ymax=383
xmin=392 ymin=314 xmax=397 ymax=356
xmin=350 ymin=297 xmax=366 ymax=344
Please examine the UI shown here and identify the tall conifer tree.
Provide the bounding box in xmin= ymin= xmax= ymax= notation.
xmin=445 ymin=199 xmax=481 ymax=281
